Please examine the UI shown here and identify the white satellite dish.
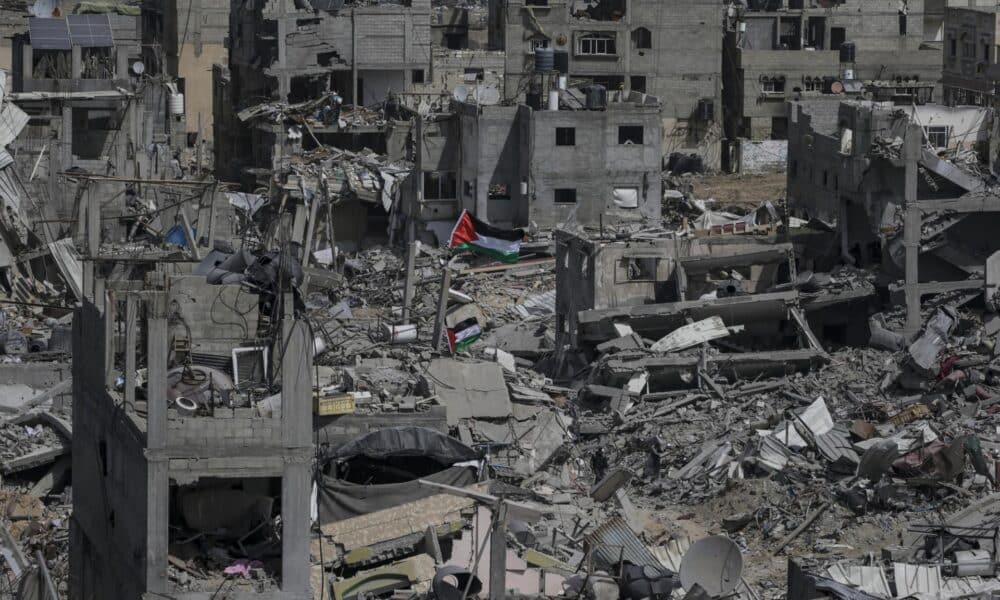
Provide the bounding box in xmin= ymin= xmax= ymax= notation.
xmin=474 ymin=85 xmax=501 ymax=106
xmin=679 ymin=536 xmax=744 ymax=597
xmin=453 ymin=85 xmax=469 ymax=102
xmin=131 ymin=61 xmax=146 ymax=76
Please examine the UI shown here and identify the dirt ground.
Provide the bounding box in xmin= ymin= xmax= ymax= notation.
xmin=687 ymin=172 xmax=788 ymax=206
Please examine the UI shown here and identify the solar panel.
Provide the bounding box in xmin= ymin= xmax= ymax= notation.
xmin=28 ymin=18 xmax=71 ymax=51
xmin=67 ymin=14 xmax=113 ymax=48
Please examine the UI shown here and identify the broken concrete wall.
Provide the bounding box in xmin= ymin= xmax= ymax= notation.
xmin=737 ymin=139 xmax=788 ymax=175
xmin=69 ymin=302 xmax=150 ymax=600
xmin=457 ymin=101 xmax=529 ymax=227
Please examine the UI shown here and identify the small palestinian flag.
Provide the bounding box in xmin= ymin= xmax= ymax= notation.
xmin=449 ymin=210 xmax=525 ymax=263
xmin=447 ymin=317 xmax=482 ymax=352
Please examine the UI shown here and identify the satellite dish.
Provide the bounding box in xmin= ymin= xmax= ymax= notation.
xmin=453 ymin=85 xmax=469 ymax=102
xmin=679 ymin=536 xmax=744 ymax=597
xmin=131 ymin=61 xmax=146 ymax=76
xmin=473 ymin=85 xmax=500 ymax=106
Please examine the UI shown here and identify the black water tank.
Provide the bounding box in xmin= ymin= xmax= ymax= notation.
xmin=839 ymin=42 xmax=856 ymax=64
xmin=585 ymin=85 xmax=607 ymax=110
xmin=822 ymin=76 xmax=836 ymax=94
xmin=534 ymin=47 xmax=555 ymax=72
xmin=553 ymin=50 xmax=569 ymax=74
xmin=526 ymin=91 xmax=542 ymax=110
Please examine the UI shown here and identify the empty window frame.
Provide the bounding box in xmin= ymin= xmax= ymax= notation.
xmin=632 ymin=27 xmax=652 ymax=50
xmin=619 ymin=257 xmax=659 ymax=282
xmin=555 ymin=127 xmax=576 ymax=146
xmin=925 ymin=125 xmax=950 ymax=149
xmin=630 ymin=75 xmax=647 ymax=93
xmin=618 ymin=125 xmax=643 ymax=144
xmin=423 ymin=171 xmax=457 ymax=200
xmin=554 ymin=188 xmax=577 ymax=204
xmin=578 ymin=33 xmax=616 ymax=56
xmin=412 ymin=69 xmax=425 ymax=83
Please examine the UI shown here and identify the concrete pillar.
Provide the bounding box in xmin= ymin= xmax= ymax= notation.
xmin=22 ymin=45 xmax=32 ymax=83
xmin=903 ymin=127 xmax=922 ymax=335
xmin=280 ymin=294 xmax=312 ymax=593
xmin=145 ymin=291 xmax=170 ymax=594
xmin=71 ymin=46 xmax=82 ymax=79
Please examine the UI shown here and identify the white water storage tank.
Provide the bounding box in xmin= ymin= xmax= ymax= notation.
xmin=548 ymin=90 xmax=559 ymax=111
xmin=168 ymin=93 xmax=185 ymax=116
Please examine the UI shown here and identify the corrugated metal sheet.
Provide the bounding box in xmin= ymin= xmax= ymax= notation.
xmin=893 ymin=563 xmax=942 ymax=598
xmin=816 ymin=425 xmax=860 ymax=465
xmin=826 ymin=564 xmax=891 ymax=598
xmin=585 ymin=517 xmax=661 ymax=570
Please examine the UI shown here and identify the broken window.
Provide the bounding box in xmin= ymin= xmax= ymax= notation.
xmin=620 ymin=257 xmax=658 ymax=282
xmin=949 ymin=36 xmax=957 ymax=57
xmin=525 ymin=0 xmax=548 ymax=6
xmin=630 ymin=75 xmax=647 ymax=93
xmin=577 ymin=33 xmax=616 ymax=56
xmin=555 ymin=127 xmax=576 ymax=146
xmin=831 ymin=27 xmax=846 ymax=51
xmin=423 ymin=171 xmax=457 ymax=200
xmin=488 ymin=183 xmax=510 ymax=200
xmin=412 ymin=69 xmax=425 ymax=83
xmin=806 ymin=17 xmax=825 ymax=49
xmin=761 ymin=76 xmax=786 ymax=94
xmin=32 ymin=49 xmax=71 ymax=79
xmin=574 ymin=0 xmax=625 ymax=21
xmin=618 ymin=125 xmax=643 ymax=145
xmin=925 ymin=125 xmax=950 ymax=149
xmin=81 ymin=47 xmax=113 ymax=79
xmin=445 ymin=32 xmax=467 ymax=49
xmin=778 ymin=18 xmax=801 ymax=50
xmin=554 ymin=188 xmax=577 ymax=204
xmin=632 ymin=27 xmax=652 ymax=50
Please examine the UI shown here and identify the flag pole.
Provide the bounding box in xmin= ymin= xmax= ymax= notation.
xmin=432 ymin=253 xmax=456 ymax=354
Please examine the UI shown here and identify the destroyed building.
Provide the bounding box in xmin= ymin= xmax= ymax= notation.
xmin=723 ymin=0 xmax=948 ymax=173
xmin=141 ymin=0 xmax=231 ymax=146
xmin=0 ymin=3 xmax=28 ymax=72
xmin=787 ymin=99 xmax=994 ymax=334
xmin=5 ymin=6 xmax=196 ymax=220
xmin=942 ymin=3 xmax=1000 ymax=108
xmin=216 ymin=0 xmax=432 ymax=183
xmin=497 ymin=0 xmax=724 ymax=168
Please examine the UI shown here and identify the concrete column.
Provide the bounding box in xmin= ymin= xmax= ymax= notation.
xmin=22 ymin=45 xmax=32 ymax=83
xmin=71 ymin=46 xmax=82 ymax=79
xmin=280 ymin=294 xmax=312 ymax=593
xmin=145 ymin=457 xmax=169 ymax=594
xmin=903 ymin=128 xmax=922 ymax=335
xmin=146 ymin=292 xmax=169 ymax=450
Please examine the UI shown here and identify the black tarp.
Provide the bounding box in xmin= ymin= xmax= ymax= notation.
xmin=319 ymin=465 xmax=476 ymax=523
xmin=328 ymin=426 xmax=480 ymax=464
xmin=318 ymin=427 xmax=481 ymax=523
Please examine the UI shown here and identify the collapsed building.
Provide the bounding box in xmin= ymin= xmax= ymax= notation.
xmin=787 ymin=99 xmax=995 ymax=334
xmin=723 ymin=0 xmax=949 ymax=173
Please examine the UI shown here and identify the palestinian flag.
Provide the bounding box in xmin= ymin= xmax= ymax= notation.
xmin=449 ymin=210 xmax=524 ymax=263
xmin=447 ymin=317 xmax=482 ymax=352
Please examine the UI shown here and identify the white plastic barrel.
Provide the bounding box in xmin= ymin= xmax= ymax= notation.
xmin=548 ymin=90 xmax=559 ymax=111
xmin=168 ymin=93 xmax=185 ymax=116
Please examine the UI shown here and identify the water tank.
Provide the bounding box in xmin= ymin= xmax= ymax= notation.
xmin=534 ymin=47 xmax=555 ymax=72
xmin=839 ymin=42 xmax=856 ymax=64
xmin=169 ymin=93 xmax=185 ymax=116
xmin=585 ymin=85 xmax=607 ymax=110
xmin=526 ymin=91 xmax=542 ymax=110
xmin=548 ymin=90 xmax=560 ymax=111
xmin=553 ymin=50 xmax=569 ymax=74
